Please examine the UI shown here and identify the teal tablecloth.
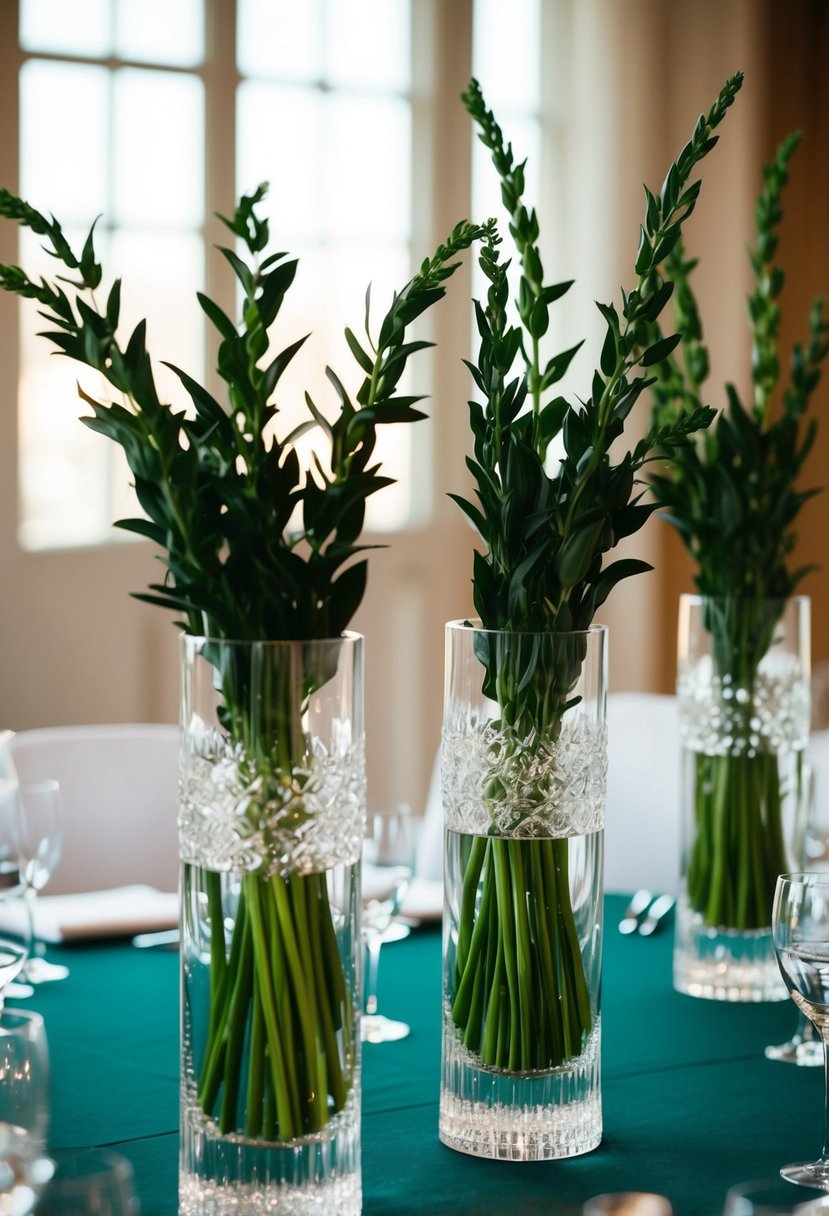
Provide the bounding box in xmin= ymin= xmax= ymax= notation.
xmin=16 ymin=895 xmax=821 ymax=1215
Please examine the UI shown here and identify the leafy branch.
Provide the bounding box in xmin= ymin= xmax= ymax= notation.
xmin=648 ymin=131 xmax=829 ymax=611
xmin=0 ymin=184 xmax=488 ymax=640
xmin=455 ymin=72 xmax=743 ymax=636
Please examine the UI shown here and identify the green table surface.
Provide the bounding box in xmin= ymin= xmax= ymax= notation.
xmin=14 ymin=894 xmax=821 ymax=1216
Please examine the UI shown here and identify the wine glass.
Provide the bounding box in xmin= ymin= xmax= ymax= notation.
xmin=36 ymin=1149 xmax=138 ymax=1215
xmin=14 ymin=780 xmax=68 ymax=984
xmin=361 ymin=802 xmax=416 ymax=1044
xmin=0 ymin=1009 xmax=53 ymax=1215
xmin=0 ymin=778 xmax=31 ymax=1004
xmin=767 ymin=767 xmax=823 ymax=1066
xmin=772 ymin=873 xmax=829 ymax=1188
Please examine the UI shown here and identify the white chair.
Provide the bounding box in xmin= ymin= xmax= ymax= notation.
xmin=7 ymin=724 xmax=179 ymax=895
xmin=605 ymin=692 xmax=681 ymax=894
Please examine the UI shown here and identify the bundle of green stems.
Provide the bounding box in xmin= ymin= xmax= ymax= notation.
xmin=452 ymin=834 xmax=590 ymax=1070
xmin=191 ymin=865 xmax=352 ymax=1138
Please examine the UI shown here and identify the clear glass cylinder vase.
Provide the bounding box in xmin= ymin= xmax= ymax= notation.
xmin=178 ymin=635 xmax=365 ymax=1216
xmin=673 ymin=595 xmax=811 ymax=1001
xmin=440 ymin=621 xmax=606 ymax=1162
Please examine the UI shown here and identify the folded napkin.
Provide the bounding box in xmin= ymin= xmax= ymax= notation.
xmin=0 ymin=885 xmax=179 ymax=943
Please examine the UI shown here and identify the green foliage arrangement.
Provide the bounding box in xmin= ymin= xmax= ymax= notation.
xmin=648 ymin=133 xmax=829 ymax=931
xmin=0 ymin=183 xmax=486 ymax=641
xmin=0 ymin=185 xmax=486 ymax=1139
xmin=447 ymin=73 xmax=743 ymax=1072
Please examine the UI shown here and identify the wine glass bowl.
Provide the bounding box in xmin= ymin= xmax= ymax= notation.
xmin=361 ymin=802 xmax=416 ymax=1043
xmin=772 ymin=873 xmax=829 ymax=1189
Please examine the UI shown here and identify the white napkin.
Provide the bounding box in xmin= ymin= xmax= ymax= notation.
xmin=400 ymin=877 xmax=442 ymax=922
xmin=0 ymin=885 xmax=179 ymax=943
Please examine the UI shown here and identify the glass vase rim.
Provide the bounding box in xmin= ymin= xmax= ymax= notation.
xmin=181 ymin=630 xmax=364 ymax=650
xmin=445 ymin=618 xmax=607 ymax=642
xmin=679 ymin=592 xmax=810 ymax=608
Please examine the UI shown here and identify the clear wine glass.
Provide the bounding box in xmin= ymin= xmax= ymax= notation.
xmin=15 ymin=780 xmax=68 ymax=984
xmin=36 ymin=1149 xmax=138 ymax=1215
xmin=361 ymin=802 xmax=415 ymax=1044
xmin=767 ymin=767 xmax=823 ymax=1067
xmin=0 ymin=1009 xmax=53 ymax=1215
xmin=0 ymin=778 xmax=32 ymax=1004
xmin=772 ymin=872 xmax=829 ymax=1188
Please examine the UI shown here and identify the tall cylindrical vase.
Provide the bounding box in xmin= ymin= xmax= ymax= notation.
xmin=178 ymin=635 xmax=365 ymax=1216
xmin=440 ymin=621 xmax=606 ymax=1162
xmin=673 ymin=595 xmax=811 ymax=1001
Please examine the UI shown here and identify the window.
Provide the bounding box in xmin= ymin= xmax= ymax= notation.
xmin=13 ymin=0 xmax=576 ymax=551
xmin=17 ymin=0 xmax=206 ymax=548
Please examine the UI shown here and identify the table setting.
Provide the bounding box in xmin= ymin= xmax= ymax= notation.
xmin=0 ymin=52 xmax=827 ymax=1216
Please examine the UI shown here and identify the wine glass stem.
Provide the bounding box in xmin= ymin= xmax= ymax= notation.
xmin=365 ymin=935 xmax=382 ymax=1017
xmin=23 ymin=889 xmax=35 ymax=965
xmin=819 ymin=1025 xmax=829 ymax=1164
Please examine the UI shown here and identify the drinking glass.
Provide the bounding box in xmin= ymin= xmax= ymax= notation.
xmin=361 ymin=801 xmax=415 ymax=1043
xmin=36 ymin=1148 xmax=139 ymax=1215
xmin=772 ymin=873 xmax=829 ymax=1188
xmin=0 ymin=1009 xmax=53 ymax=1215
xmin=15 ymin=780 xmax=68 ymax=984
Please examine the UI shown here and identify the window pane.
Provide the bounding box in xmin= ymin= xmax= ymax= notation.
xmin=327 ymin=96 xmax=410 ymax=242
xmin=116 ymin=0 xmax=204 ymax=66
xmin=473 ymin=0 xmax=540 ymax=111
xmin=237 ymin=84 xmax=324 ymax=242
xmin=109 ymin=230 xmax=205 ymax=411
xmin=20 ymin=0 xmax=112 ymax=57
xmin=113 ymin=69 xmax=204 ymax=228
xmin=324 ymin=0 xmax=410 ymax=92
xmin=238 ymin=0 xmax=322 ymax=82
xmin=20 ymin=61 xmax=109 ymax=220
xmin=18 ymin=227 xmax=115 ymax=549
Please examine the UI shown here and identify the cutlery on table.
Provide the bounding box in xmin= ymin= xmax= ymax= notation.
xmin=638 ymin=894 xmax=675 ymax=937
xmin=618 ymin=889 xmax=653 ymax=935
xmin=132 ymin=929 xmax=180 ymax=950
